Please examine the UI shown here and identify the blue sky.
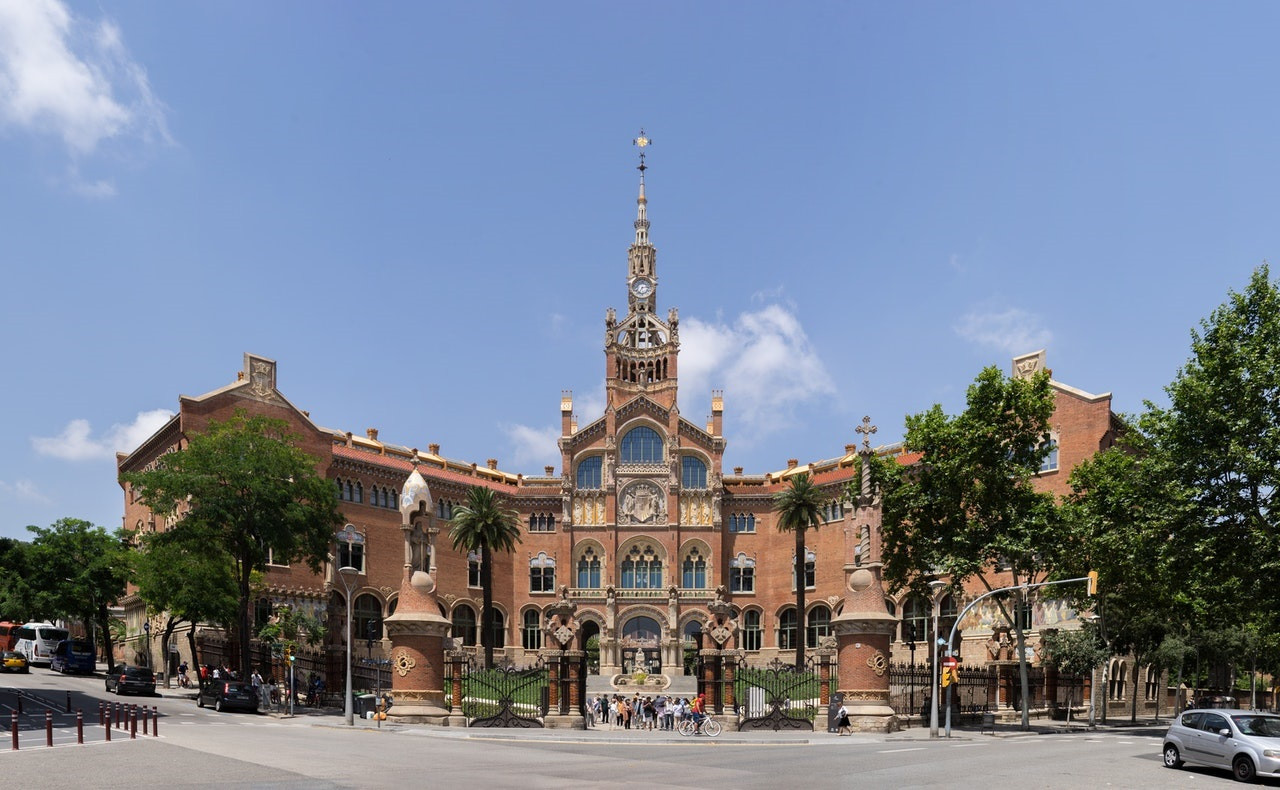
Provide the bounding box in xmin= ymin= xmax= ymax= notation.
xmin=2 ymin=2 xmax=1277 ymax=541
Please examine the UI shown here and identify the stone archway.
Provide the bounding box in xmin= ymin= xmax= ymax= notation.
xmin=621 ymin=615 xmax=663 ymax=676
xmin=579 ymin=619 xmax=601 ymax=673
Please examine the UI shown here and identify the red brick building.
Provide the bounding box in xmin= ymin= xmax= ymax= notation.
xmin=116 ymin=161 xmax=1128 ymax=704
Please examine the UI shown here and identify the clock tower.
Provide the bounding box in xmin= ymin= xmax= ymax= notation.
xmin=627 ymin=130 xmax=657 ymax=314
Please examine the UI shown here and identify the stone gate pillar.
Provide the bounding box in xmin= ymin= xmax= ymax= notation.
xmin=383 ymin=566 xmax=456 ymax=725
xmin=541 ymin=587 xmax=586 ymax=730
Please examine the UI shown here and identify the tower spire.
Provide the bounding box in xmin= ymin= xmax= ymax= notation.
xmin=632 ymin=129 xmax=651 ymax=246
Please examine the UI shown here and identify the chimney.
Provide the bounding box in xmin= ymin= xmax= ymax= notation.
xmin=787 ymin=459 xmax=799 ymax=469
xmin=487 ymin=459 xmax=498 ymax=470
xmin=428 ymin=443 xmax=440 ymax=455
xmin=561 ymin=390 xmax=574 ymax=436
xmin=545 ymin=466 xmax=555 ymax=476
xmin=345 ymin=432 xmax=353 ymax=447
xmin=845 ymin=444 xmax=857 ymax=455
xmin=733 ymin=466 xmax=743 ymax=476
xmin=367 ymin=428 xmax=379 ymax=441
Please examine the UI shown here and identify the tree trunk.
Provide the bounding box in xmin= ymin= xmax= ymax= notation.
xmin=187 ymin=628 xmax=200 ymax=676
xmin=1130 ymin=651 xmax=1143 ymax=724
xmin=161 ymin=616 xmax=184 ymax=688
xmin=98 ymin=602 xmax=115 ymax=674
xmin=237 ymin=559 xmax=253 ymax=679
xmin=1013 ymin=608 xmax=1031 ymax=730
xmin=794 ymin=526 xmax=806 ymax=670
xmin=481 ymin=543 xmax=494 ymax=669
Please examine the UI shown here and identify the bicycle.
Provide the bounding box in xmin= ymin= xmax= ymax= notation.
xmin=678 ymin=716 xmax=722 ymax=737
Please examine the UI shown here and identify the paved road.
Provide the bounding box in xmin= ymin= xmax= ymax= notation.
xmin=2 ymin=667 xmax=1268 ymax=789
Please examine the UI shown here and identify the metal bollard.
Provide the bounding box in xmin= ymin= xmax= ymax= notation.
xmin=142 ymin=705 xmax=148 ymax=735
xmin=130 ymin=707 xmax=136 ymax=739
xmin=45 ymin=711 xmax=52 ymax=747
xmin=77 ymin=711 xmax=84 ymax=745
xmin=152 ymin=706 xmax=158 ymax=737
xmin=98 ymin=701 xmax=104 ymax=727
xmin=104 ymin=709 xmax=111 ymax=742
xmin=10 ymin=711 xmax=16 ymax=750
xmin=17 ymin=696 xmax=22 ymax=715
xmin=66 ymin=690 xmax=71 ymax=713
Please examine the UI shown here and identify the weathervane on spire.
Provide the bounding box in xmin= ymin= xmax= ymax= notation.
xmin=633 ymin=129 xmax=651 ymax=173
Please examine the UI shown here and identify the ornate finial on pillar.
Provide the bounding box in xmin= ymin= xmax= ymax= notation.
xmin=855 ymin=415 xmax=878 ymax=452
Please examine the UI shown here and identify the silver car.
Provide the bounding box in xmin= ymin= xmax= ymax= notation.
xmin=1163 ymin=708 xmax=1280 ymax=782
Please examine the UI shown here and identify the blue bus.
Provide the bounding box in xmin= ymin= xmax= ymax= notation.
xmin=50 ymin=638 xmax=96 ymax=674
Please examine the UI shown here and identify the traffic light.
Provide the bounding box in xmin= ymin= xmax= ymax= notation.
xmin=283 ymin=646 xmax=293 ymax=663
xmin=1087 ymin=570 xmax=1099 ymax=596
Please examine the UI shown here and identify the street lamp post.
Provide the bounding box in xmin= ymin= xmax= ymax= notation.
xmin=906 ymin=625 xmax=917 ymax=720
xmin=927 ymin=579 xmax=947 ymax=738
xmin=337 ymin=565 xmax=359 ymax=727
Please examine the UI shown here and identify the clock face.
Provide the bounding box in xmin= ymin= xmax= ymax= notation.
xmin=631 ymin=278 xmax=652 ymax=297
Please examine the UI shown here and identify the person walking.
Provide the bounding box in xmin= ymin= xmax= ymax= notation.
xmin=836 ymin=702 xmax=852 ymax=735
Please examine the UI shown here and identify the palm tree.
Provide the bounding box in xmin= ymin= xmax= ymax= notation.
xmin=449 ymin=485 xmax=523 ymax=668
xmin=773 ymin=471 xmax=826 ymax=669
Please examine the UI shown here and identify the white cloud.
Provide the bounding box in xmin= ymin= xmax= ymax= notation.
xmin=954 ymin=307 xmax=1053 ymax=355
xmin=681 ymin=303 xmax=836 ymax=448
xmin=0 ymin=0 xmax=170 ymax=186
xmin=502 ymin=423 xmax=562 ymax=471
xmin=498 ymin=304 xmax=835 ymax=467
xmin=0 ymin=478 xmax=51 ymax=504
xmin=32 ymin=408 xmax=175 ymax=461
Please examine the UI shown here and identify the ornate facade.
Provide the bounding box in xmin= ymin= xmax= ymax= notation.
xmin=117 ymin=148 xmax=1126 ymax=700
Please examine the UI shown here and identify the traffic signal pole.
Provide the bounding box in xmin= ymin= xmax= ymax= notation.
xmin=944 ymin=575 xmax=1094 ymax=738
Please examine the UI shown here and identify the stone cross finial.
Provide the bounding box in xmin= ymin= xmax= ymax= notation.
xmin=855 ymin=415 xmax=878 ymax=451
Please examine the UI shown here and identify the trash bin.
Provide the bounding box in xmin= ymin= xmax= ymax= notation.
xmin=353 ymin=694 xmax=376 ymax=718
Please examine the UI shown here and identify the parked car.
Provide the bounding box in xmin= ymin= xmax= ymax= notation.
xmin=196 ymin=678 xmax=260 ymax=713
xmin=1163 ymin=708 xmax=1280 ymax=782
xmin=1 ymin=650 xmax=29 ymax=673
xmin=105 ymin=666 xmax=156 ymax=696
xmin=50 ymin=639 xmax=96 ymax=674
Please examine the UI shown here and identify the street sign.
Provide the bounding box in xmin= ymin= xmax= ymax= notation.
xmin=143 ymin=622 xmax=151 ymax=633
xmin=942 ymin=656 xmax=957 ymax=668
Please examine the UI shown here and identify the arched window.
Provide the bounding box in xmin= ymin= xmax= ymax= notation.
xmin=884 ymin=599 xmax=897 ymax=617
xmin=620 ymin=544 xmax=662 ymax=589
xmin=452 ymin=604 xmax=477 ymax=647
xmin=576 ymin=547 xmax=602 ymax=589
xmin=467 ymin=551 xmax=481 ymax=588
xmin=940 ymin=594 xmax=959 ymax=644
xmin=529 ymin=553 xmax=556 ymax=593
xmin=729 ymin=513 xmax=757 ymax=533
xmin=792 ymin=548 xmax=816 ymax=590
xmin=681 ymin=547 xmax=707 ymax=589
xmin=1039 ymin=435 xmax=1060 ymax=473
xmin=681 ymin=456 xmax=707 ymax=489
xmin=806 ymin=605 xmax=832 ymax=648
xmin=529 ymin=513 xmax=555 ymax=532
xmin=779 ymin=608 xmax=798 ymax=650
xmin=522 ymin=609 xmax=542 ymax=650
xmin=729 ymin=553 xmax=755 ymax=593
xmin=576 ymin=456 xmax=602 ymax=489
xmin=900 ymin=595 xmax=929 ymax=644
xmin=620 ymin=427 xmax=663 ymax=464
xmin=354 ymin=482 xmax=363 ymax=504
xmin=352 ymin=593 xmax=382 ymax=642
xmin=1145 ymin=666 xmax=1160 ymax=701
xmin=344 ymin=480 xmax=354 ymax=501
xmin=740 ymin=610 xmax=762 ymax=651
xmin=336 ymin=479 xmax=344 ymax=500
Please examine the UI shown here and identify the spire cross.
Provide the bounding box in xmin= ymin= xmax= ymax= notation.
xmin=855 ymin=416 xmax=878 ymax=452
xmin=633 ymin=129 xmax=651 ymax=173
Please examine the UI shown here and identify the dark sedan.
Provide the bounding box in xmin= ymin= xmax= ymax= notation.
xmin=105 ymin=666 xmax=156 ymax=695
xmin=197 ymin=679 xmax=260 ymax=713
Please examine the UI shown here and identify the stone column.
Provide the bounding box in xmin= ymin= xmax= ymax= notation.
xmin=831 ymin=567 xmax=900 ymax=733
xmin=383 ymin=567 xmax=458 ymax=726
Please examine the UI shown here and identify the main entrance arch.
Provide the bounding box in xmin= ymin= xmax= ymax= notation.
xmin=621 ymin=615 xmax=662 ymax=675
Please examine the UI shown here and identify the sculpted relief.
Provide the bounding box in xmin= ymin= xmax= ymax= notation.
xmin=619 ymin=481 xmax=667 ymax=526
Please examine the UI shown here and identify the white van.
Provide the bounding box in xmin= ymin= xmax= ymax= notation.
xmin=14 ymin=622 xmax=69 ymax=666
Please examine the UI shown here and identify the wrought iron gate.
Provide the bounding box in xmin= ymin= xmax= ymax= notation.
xmin=736 ymin=658 xmax=819 ymax=731
xmin=454 ymin=658 xmax=549 ymax=728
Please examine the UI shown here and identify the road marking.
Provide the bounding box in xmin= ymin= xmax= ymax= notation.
xmin=879 ymin=747 xmax=926 ymax=753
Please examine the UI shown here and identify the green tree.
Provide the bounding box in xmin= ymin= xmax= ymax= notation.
xmin=880 ymin=366 xmax=1060 ymax=728
xmin=133 ymin=525 xmax=239 ymax=680
xmin=257 ymin=604 xmax=325 ymax=668
xmin=1041 ymin=627 xmax=1109 ymax=724
xmin=0 ymin=538 xmax=39 ymax=622
xmin=123 ymin=411 xmax=345 ymax=679
xmin=448 ymin=485 xmax=522 ymax=668
xmin=25 ymin=518 xmax=133 ymax=673
xmin=773 ymin=471 xmax=827 ymax=669
xmin=1147 ymin=265 xmax=1280 ymax=625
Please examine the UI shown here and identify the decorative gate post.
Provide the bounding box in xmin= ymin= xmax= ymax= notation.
xmin=541 ymin=587 xmax=586 ymax=729
xmin=383 ymin=566 xmax=454 ymax=725
xmin=830 ymin=417 xmax=901 ymax=733
xmin=702 ymin=587 xmax=740 ymax=718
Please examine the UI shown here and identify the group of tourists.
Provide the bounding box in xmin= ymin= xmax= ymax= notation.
xmin=586 ymin=691 xmax=706 ymax=731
